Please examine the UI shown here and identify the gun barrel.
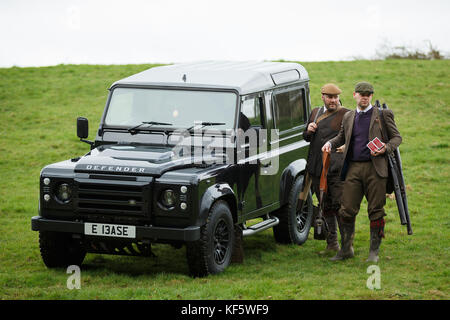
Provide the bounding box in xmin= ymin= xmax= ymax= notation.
xmin=388 ymin=153 xmax=412 ymax=234
xmin=395 ymin=149 xmax=413 ymax=235
xmin=407 ymin=222 xmax=413 ymax=235
xmin=379 ymin=102 xmax=412 ymax=235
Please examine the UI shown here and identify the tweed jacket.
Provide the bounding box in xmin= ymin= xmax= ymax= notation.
xmin=303 ymin=106 xmax=350 ymax=177
xmin=329 ymin=107 xmax=402 ymax=179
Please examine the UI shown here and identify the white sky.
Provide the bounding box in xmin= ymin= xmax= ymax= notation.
xmin=1 ymin=0 xmax=449 ymax=67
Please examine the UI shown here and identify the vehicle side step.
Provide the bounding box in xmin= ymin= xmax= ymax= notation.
xmin=242 ymin=217 xmax=279 ymax=237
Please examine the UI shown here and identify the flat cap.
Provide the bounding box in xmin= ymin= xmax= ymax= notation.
xmin=355 ymin=81 xmax=374 ymax=93
xmin=321 ymin=83 xmax=342 ymax=95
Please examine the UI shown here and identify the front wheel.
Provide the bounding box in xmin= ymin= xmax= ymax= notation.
xmin=186 ymin=201 xmax=234 ymax=277
xmin=273 ymin=175 xmax=314 ymax=245
xmin=39 ymin=231 xmax=86 ymax=268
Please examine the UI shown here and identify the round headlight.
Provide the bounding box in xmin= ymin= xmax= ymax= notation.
xmin=161 ymin=189 xmax=176 ymax=208
xmin=56 ymin=183 xmax=72 ymax=203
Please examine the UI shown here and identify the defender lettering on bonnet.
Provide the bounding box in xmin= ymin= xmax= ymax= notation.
xmin=85 ymin=164 xmax=146 ymax=173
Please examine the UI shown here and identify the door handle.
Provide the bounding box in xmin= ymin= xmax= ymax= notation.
xmin=261 ymin=161 xmax=271 ymax=168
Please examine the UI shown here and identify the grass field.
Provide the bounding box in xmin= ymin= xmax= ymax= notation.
xmin=0 ymin=60 xmax=449 ymax=300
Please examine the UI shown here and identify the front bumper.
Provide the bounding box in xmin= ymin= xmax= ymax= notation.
xmin=31 ymin=216 xmax=200 ymax=242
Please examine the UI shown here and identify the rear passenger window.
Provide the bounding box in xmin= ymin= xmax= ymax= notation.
xmin=240 ymin=97 xmax=262 ymax=130
xmin=273 ymin=87 xmax=305 ymax=132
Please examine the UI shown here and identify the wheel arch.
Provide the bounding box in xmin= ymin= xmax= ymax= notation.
xmin=197 ymin=183 xmax=238 ymax=226
xmin=279 ymin=159 xmax=307 ymax=206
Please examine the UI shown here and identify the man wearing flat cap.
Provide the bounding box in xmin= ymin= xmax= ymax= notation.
xmin=303 ymin=83 xmax=349 ymax=254
xmin=322 ymin=82 xmax=402 ymax=262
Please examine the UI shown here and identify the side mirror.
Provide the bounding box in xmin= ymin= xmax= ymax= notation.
xmin=77 ymin=117 xmax=93 ymax=147
xmin=77 ymin=117 xmax=89 ymax=139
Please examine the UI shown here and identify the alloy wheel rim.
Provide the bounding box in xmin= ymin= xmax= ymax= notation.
xmin=213 ymin=219 xmax=230 ymax=265
xmin=296 ymin=200 xmax=309 ymax=233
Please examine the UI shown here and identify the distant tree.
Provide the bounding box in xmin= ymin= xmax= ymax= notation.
xmin=375 ymin=40 xmax=447 ymax=60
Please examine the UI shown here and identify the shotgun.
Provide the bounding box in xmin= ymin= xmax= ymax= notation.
xmin=377 ymin=101 xmax=413 ymax=235
xmin=314 ymin=151 xmax=330 ymax=240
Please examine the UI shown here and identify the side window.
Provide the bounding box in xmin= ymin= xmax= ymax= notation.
xmin=273 ymin=87 xmax=305 ymax=132
xmin=240 ymin=97 xmax=261 ymax=131
xmin=264 ymin=92 xmax=274 ymax=131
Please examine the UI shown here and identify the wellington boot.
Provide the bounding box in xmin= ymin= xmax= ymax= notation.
xmin=366 ymin=225 xmax=384 ymax=263
xmin=319 ymin=215 xmax=339 ymax=255
xmin=330 ymin=220 xmax=355 ymax=261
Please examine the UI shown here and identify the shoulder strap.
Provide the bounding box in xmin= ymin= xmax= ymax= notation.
xmin=334 ymin=107 xmax=349 ymax=122
xmin=313 ymin=107 xmax=323 ymax=123
xmin=316 ymin=106 xmax=342 ymax=124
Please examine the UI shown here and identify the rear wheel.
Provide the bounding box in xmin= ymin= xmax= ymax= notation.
xmin=186 ymin=201 xmax=234 ymax=277
xmin=39 ymin=231 xmax=86 ymax=268
xmin=273 ymin=175 xmax=313 ymax=245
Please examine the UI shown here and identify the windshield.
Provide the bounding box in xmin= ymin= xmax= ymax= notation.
xmin=104 ymin=88 xmax=237 ymax=131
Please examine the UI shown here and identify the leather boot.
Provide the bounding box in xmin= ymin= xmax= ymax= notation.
xmin=330 ymin=218 xmax=355 ymax=261
xmin=319 ymin=214 xmax=339 ymax=254
xmin=366 ymin=219 xmax=385 ymax=263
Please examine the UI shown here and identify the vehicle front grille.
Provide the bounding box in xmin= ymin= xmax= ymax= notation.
xmin=75 ymin=179 xmax=151 ymax=218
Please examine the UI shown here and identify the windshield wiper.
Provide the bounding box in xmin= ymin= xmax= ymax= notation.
xmin=187 ymin=122 xmax=226 ymax=132
xmin=128 ymin=121 xmax=172 ymax=135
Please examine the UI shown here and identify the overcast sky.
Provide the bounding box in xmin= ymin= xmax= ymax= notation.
xmin=1 ymin=0 xmax=449 ymax=67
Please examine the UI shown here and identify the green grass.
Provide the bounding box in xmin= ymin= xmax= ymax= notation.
xmin=0 ymin=60 xmax=449 ymax=300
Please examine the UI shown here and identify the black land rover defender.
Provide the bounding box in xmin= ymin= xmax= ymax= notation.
xmin=31 ymin=61 xmax=314 ymax=276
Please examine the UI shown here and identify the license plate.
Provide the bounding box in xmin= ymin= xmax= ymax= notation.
xmin=84 ymin=223 xmax=136 ymax=238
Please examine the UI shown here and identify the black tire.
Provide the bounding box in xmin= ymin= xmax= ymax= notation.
xmin=273 ymin=175 xmax=314 ymax=245
xmin=39 ymin=231 xmax=86 ymax=268
xmin=186 ymin=200 xmax=234 ymax=277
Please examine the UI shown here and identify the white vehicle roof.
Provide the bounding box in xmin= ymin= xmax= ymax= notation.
xmin=111 ymin=61 xmax=309 ymax=95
